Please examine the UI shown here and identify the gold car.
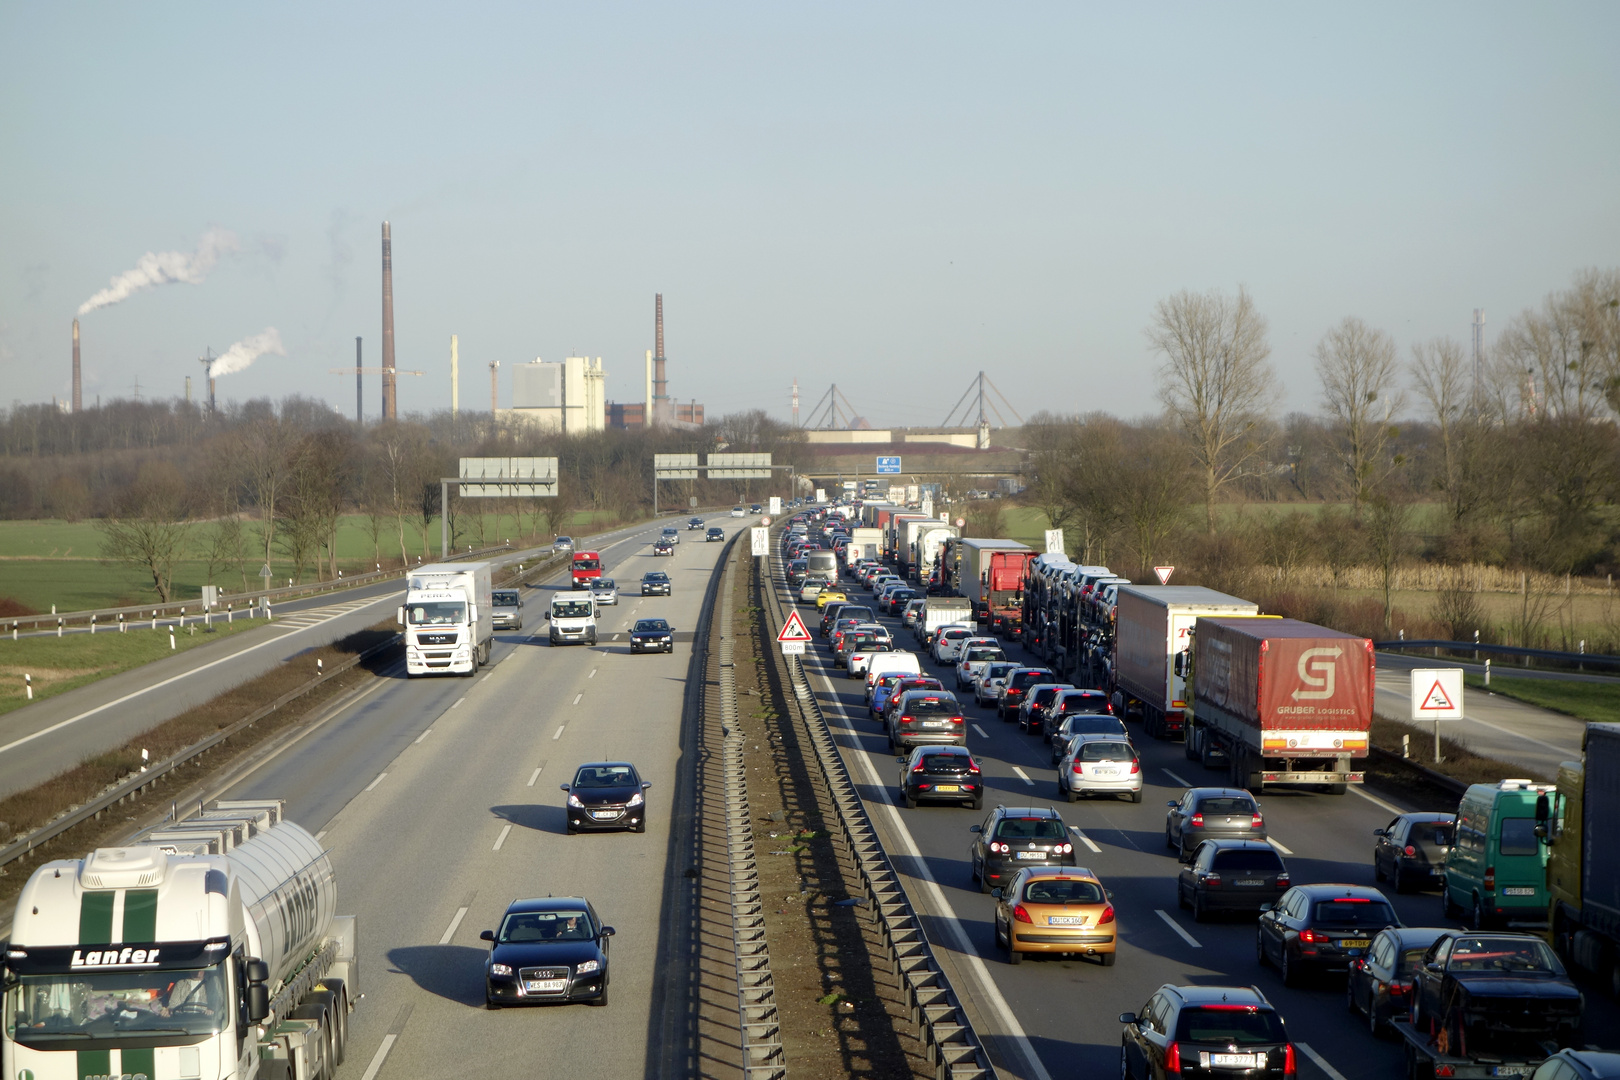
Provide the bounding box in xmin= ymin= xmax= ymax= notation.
xmin=991 ymin=866 xmax=1116 ymax=966
xmin=815 ymin=589 xmax=848 ymax=610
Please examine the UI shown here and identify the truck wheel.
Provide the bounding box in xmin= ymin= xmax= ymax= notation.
xmin=288 ymin=1003 xmax=333 ymax=1080
xmin=1185 ymin=729 xmax=1199 ymax=761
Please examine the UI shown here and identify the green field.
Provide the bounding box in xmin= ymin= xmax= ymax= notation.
xmin=0 ymin=510 xmax=624 ymax=614
xmin=0 ymin=618 xmax=263 ymax=716
xmin=1465 ymin=673 xmax=1620 ymax=725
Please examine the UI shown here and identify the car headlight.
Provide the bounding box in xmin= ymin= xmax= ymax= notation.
xmin=568 ymin=794 xmax=585 ymax=808
xmin=490 ymin=963 xmax=513 ymax=976
xmin=575 ymin=959 xmax=600 ymax=975
xmin=627 ymin=792 xmax=644 ymax=808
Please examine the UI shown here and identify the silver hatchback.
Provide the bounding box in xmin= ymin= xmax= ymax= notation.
xmin=589 ymin=578 xmax=618 ymax=606
xmin=1056 ymin=735 xmax=1142 ymax=803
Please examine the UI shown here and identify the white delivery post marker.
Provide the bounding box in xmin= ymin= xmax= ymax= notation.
xmin=778 ymin=609 xmax=813 ymax=654
xmin=1410 ymin=667 xmax=1464 ymax=763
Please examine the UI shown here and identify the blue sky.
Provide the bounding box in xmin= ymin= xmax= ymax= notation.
xmin=3 ymin=3 xmax=1617 ymax=425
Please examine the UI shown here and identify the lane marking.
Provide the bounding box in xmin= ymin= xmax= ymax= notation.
xmin=1350 ymin=785 xmax=1404 ymax=816
xmin=1268 ymin=837 xmax=1294 ymax=856
xmin=573 ymin=693 xmax=582 ymax=705
xmin=527 ymin=767 xmax=543 ymax=787
xmin=438 ymin=906 xmax=468 ymax=945
xmin=358 ymin=1033 xmax=398 ymax=1080
xmin=1163 ymin=768 xmax=1193 ymax=788
xmin=415 ymin=728 xmax=433 ymax=744
xmin=1012 ymin=766 xmax=1034 ymax=786
xmin=972 ymin=724 xmax=989 ymax=738
xmin=364 ymin=771 xmax=387 ymax=791
xmin=493 ymin=824 xmax=513 ymax=851
xmin=613 ymin=633 xmax=621 ymax=640
xmin=450 ymin=698 xmax=464 ymax=710
xmin=314 ymin=830 xmax=327 ymax=843
xmin=1155 ymin=908 xmax=1202 ymax=948
xmin=552 ymin=725 xmax=565 ymax=740
xmin=589 ymin=668 xmax=597 ymax=678
xmin=1070 ymin=826 xmax=1102 ymax=854
xmin=1297 ymin=1043 xmax=1349 ymax=1080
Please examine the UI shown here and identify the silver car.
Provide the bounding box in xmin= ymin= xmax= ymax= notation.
xmin=491 ymin=588 xmax=523 ymax=630
xmin=589 ymin=577 xmax=619 ymax=606
xmin=974 ymin=661 xmax=1017 ymax=707
xmin=1056 ymin=734 xmax=1142 ymax=803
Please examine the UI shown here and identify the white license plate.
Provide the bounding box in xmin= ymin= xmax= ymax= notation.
xmin=1090 ymin=769 xmax=1117 ymax=776
xmin=1209 ymin=1053 xmax=1262 ymax=1068
xmin=1016 ymin=851 xmax=1045 ymax=860
xmin=935 ymin=784 xmax=960 ymax=792
xmin=525 ymin=979 xmax=567 ymax=993
xmin=1501 ymin=887 xmax=1536 ymax=896
xmin=1235 ymin=879 xmax=1265 ymax=886
xmin=592 ymin=811 xmax=618 ymax=819
xmin=923 ymin=720 xmax=946 ymax=728
xmin=1047 ymin=916 xmax=1083 ymax=926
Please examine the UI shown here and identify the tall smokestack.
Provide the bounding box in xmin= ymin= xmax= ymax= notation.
xmin=381 ymin=221 xmax=397 ymax=421
xmin=653 ymin=293 xmax=667 ymax=424
xmin=71 ymin=320 xmax=82 ymax=413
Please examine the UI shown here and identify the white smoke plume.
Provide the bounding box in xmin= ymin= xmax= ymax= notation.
xmin=209 ymin=328 xmax=284 ymax=378
xmin=77 ymin=227 xmax=239 ymax=315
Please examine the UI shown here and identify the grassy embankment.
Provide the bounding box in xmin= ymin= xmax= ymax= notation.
xmin=1464 ymin=673 xmax=1620 ymax=726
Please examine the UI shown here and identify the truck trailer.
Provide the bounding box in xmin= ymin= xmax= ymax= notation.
xmin=1186 ymin=616 xmax=1374 ymax=793
xmin=3 ymin=799 xmax=357 ymax=1080
xmin=400 ymin=560 xmax=495 ymax=676
xmin=954 ymin=539 xmax=1034 ymax=639
xmin=1110 ymin=586 xmax=1258 ymax=740
xmin=1542 ymin=722 xmax=1620 ymax=996
xmin=900 ymin=520 xmax=957 ymax=584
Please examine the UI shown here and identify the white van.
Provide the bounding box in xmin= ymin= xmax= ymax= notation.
xmin=548 ymin=592 xmax=597 ymax=646
xmin=864 ymin=651 xmax=923 ymax=701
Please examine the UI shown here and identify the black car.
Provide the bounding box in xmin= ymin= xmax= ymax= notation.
xmin=686 ymin=516 xmax=704 ymax=530
xmin=628 ymin=618 xmax=674 ymax=653
xmin=897 ymin=745 xmax=983 ymax=809
xmin=641 ymin=571 xmax=672 ymax=596
xmin=1041 ymin=688 xmax=1113 ymax=732
xmin=1049 ymin=713 xmax=1130 ymax=764
xmin=1177 ymin=839 xmax=1289 ymax=921
xmin=706 ymin=526 xmax=725 ymax=542
xmin=1023 ymin=683 xmax=1076 ymax=736
xmin=561 ymin=761 xmax=652 ymax=833
xmin=1372 ymin=812 xmax=1455 ymax=893
xmin=1409 ymin=931 xmax=1583 ymax=1055
xmin=1166 ymin=788 xmax=1266 ymax=861
xmin=1120 ymin=984 xmax=1295 ymax=1080
xmin=1345 ymin=925 xmax=1451 ymax=1035
xmin=1256 ymin=883 xmax=1400 ymax=985
xmin=968 ymin=805 xmax=1076 ymax=895
xmin=887 ymin=689 xmax=966 ymax=751
xmin=481 ymin=897 xmax=614 ymax=1007
xmin=653 ymin=538 xmax=675 ymax=556
xmin=998 ymin=667 xmax=1056 ymax=723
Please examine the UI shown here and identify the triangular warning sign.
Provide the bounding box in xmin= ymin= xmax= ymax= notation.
xmin=778 ymin=609 xmax=814 ymax=642
xmin=1418 ymin=679 xmax=1455 ymax=711
xmin=1154 ymin=566 xmax=1174 ymax=585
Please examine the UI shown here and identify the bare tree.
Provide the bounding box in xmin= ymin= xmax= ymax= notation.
xmin=96 ymin=461 xmax=193 ymax=602
xmin=1315 ymin=316 xmax=1406 ymax=515
xmin=1410 ymin=337 xmax=1493 ymax=529
xmin=1364 ymin=495 xmax=1413 ymax=634
xmin=1148 ymin=286 xmax=1274 ymax=533
xmin=1021 ymin=412 xmax=1082 ymax=543
xmin=236 ymin=416 xmax=298 ymax=567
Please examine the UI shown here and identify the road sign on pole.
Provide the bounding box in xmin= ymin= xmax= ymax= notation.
xmin=750 ymin=527 xmax=769 ymax=556
xmin=768 ymin=496 xmax=782 ymax=515
xmin=778 ymin=609 xmax=814 ymax=642
xmin=876 ymin=456 xmax=902 ymax=474
xmin=1044 ymin=529 xmax=1065 ymax=555
xmin=1154 ymin=566 xmax=1175 ymax=585
xmin=1411 ymin=667 xmax=1464 ymax=764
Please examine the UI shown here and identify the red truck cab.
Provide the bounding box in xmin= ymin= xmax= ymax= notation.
xmin=570 ymin=551 xmax=602 ymax=589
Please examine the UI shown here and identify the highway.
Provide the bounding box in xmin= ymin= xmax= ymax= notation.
xmin=193 ymin=517 xmax=738 ymax=1078
xmin=772 ymin=552 xmax=1620 ymax=1080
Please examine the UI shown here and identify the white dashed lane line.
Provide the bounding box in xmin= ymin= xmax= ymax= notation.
xmin=1070 ymin=826 xmax=1102 ymax=854
xmin=415 ymin=728 xmax=433 ymax=744
xmin=1268 ymin=837 xmax=1294 ymax=856
xmin=552 ymin=725 xmax=565 ymax=740
xmin=438 ymin=906 xmax=468 ymax=945
xmin=1162 ymin=768 xmax=1193 ymax=788
xmin=493 ymin=824 xmax=512 ymax=851
xmin=1012 ymin=766 xmax=1034 ymax=786
xmin=364 ymin=771 xmax=387 ymax=792
xmin=1155 ymin=909 xmax=1202 ymax=948
xmin=573 ymin=693 xmax=582 ymax=705
xmin=450 ymin=698 xmax=464 ymax=710
xmin=972 ymin=724 xmax=989 ymax=738
xmin=1297 ymin=1044 xmax=1348 ymax=1080
xmin=527 ymin=766 xmax=543 ymax=787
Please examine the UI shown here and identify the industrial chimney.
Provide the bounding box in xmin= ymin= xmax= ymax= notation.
xmin=653 ymin=293 xmax=667 ymax=425
xmin=381 ymin=221 xmax=397 ymax=421
xmin=71 ymin=319 xmax=82 ymax=413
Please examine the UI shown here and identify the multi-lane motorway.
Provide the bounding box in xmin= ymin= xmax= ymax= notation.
xmin=200 ymin=517 xmax=736 ymax=1078
xmin=772 ymin=549 xmax=1620 ymax=1080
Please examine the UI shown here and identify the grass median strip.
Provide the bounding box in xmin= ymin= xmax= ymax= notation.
xmin=1465 ymin=672 xmax=1620 ymax=725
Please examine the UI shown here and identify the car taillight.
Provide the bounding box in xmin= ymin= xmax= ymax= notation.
xmin=1190 ymin=813 xmax=1204 ymax=827
xmin=951 ymin=717 xmax=964 ymax=724
xmin=1105 ymin=703 xmax=1114 ymax=714
xmin=1484 ymin=865 xmax=1495 ymax=892
xmin=1283 ymin=1044 xmax=1296 ymax=1075
xmin=1204 ymin=873 xmax=1222 ymax=886
xmin=912 ymin=763 xmax=925 ymax=773
xmin=1129 ymin=759 xmax=1140 ymax=774
xmin=1276 ymin=873 xmax=1290 ymax=886
xmin=1404 ymin=845 xmax=1416 ymax=857
xmin=900 ymin=715 xmax=914 ymax=726
xmin=1388 ymin=981 xmax=1409 ymax=995
xmin=990 ymin=842 xmax=1008 ymax=853
xmin=1299 ymin=928 xmax=1331 ymax=943
xmin=968 ymin=764 xmax=980 ymax=774
xmin=1251 ymin=814 xmax=1264 ymax=829
xmin=1164 ymin=1042 xmax=1181 ymax=1072
xmin=1098 ymin=904 xmax=1115 ymax=924
xmin=1072 ymin=762 xmax=1084 ymax=774
xmin=1013 ymin=905 xmax=1033 ymax=924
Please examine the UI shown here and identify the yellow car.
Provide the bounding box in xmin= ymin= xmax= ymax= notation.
xmin=992 ymin=866 xmax=1116 ymax=966
xmin=815 ymin=589 xmax=848 ymax=610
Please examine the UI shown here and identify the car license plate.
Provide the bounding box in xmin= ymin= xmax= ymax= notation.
xmin=1209 ymin=1053 xmax=1262 ymax=1068
xmin=923 ymin=720 xmax=945 ymax=728
xmin=935 ymin=784 xmax=960 ymax=792
xmin=1501 ymin=887 xmax=1535 ymax=896
xmin=1341 ymin=938 xmax=1370 ymax=949
xmin=1489 ymin=1067 xmax=1533 ymax=1077
xmin=1047 ymin=915 xmax=1083 ymax=926
xmin=1016 ymin=851 xmax=1044 ymax=860
xmin=1092 ymin=768 xmax=1117 ymax=776
xmin=1235 ymin=879 xmax=1265 ymax=886
xmin=525 ymin=979 xmax=567 ymax=993
xmin=592 ymin=811 xmax=617 ymax=819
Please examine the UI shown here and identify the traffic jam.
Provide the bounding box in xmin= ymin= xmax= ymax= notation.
xmin=776 ymin=498 xmax=1620 ymax=1080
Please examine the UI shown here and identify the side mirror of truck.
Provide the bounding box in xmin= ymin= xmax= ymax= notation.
xmin=480 ymin=930 xmax=495 ymax=942
xmin=246 ymin=958 xmax=270 ymax=984
xmin=396 ymin=606 xmax=406 ymax=627
xmin=468 ymin=605 xmax=478 ymax=623
xmin=247 ymin=984 xmax=271 ymax=1023
xmin=1173 ymin=654 xmax=1184 ymax=676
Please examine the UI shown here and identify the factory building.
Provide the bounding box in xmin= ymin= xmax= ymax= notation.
xmin=503 ymin=356 xmax=606 ymax=434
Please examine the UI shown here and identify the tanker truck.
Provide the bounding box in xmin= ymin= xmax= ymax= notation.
xmin=3 ymin=799 xmax=357 ymax=1080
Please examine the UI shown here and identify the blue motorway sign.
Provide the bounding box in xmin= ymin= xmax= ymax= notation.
xmin=875 ymin=456 xmax=902 ymax=474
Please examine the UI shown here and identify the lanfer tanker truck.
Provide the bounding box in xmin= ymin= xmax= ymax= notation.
xmin=3 ymin=799 xmax=357 ymax=1080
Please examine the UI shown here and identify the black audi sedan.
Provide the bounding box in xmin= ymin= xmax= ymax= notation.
xmin=561 ymin=761 xmax=652 ymax=833
xmin=482 ymin=897 xmax=614 ymax=1007
xmin=629 ymin=618 xmax=674 ymax=654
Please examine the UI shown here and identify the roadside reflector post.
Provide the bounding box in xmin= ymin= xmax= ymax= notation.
xmin=118 ymin=613 xmax=125 ymax=633
xmin=1402 ymin=734 xmax=1409 ymax=759
xmin=1484 ymin=658 xmax=1490 ymax=687
xmin=24 ymin=674 xmax=31 ymax=700
xmin=90 ymin=615 xmax=96 ymax=635
xmin=1434 ymin=720 xmax=1442 ymax=765
xmin=169 ymin=629 xmax=176 ymax=651
xmin=151 ymin=611 xmax=157 ymax=631
xmin=226 ymin=604 xmax=232 ymax=624
xmin=318 ymin=658 xmax=323 ymax=675
xmin=57 ymin=617 xmax=63 ymax=637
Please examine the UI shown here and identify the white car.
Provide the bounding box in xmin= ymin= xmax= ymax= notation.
xmin=661 ymin=526 xmax=681 ymax=545
xmin=973 ymin=661 xmax=1018 ymax=707
xmin=955 ymin=643 xmax=1007 ymax=690
xmin=589 ymin=578 xmax=619 ymax=606
xmin=1057 ymin=734 xmax=1143 ymax=803
xmin=931 ymin=625 xmax=976 ymax=664
xmin=731 ymin=506 xmax=746 ymax=517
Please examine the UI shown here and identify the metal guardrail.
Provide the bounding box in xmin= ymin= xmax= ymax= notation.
xmin=761 ymin=536 xmax=993 ymax=1080
xmin=1375 ymin=639 xmax=1620 ymax=673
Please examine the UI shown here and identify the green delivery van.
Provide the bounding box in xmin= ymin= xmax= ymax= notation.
xmin=1443 ymin=778 xmax=1554 ymax=929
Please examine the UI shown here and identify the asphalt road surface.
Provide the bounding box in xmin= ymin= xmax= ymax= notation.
xmin=209 ymin=516 xmax=739 ymax=1078
xmin=776 ymin=560 xmax=1620 ymax=1080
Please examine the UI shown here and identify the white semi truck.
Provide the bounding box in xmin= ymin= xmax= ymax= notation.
xmin=900 ymin=520 xmax=957 ymax=583
xmin=3 ymin=799 xmax=357 ymax=1080
xmin=400 ymin=560 xmax=494 ymax=676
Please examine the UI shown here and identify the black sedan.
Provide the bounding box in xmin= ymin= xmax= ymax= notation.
xmin=686 ymin=516 xmax=705 ymax=529
xmin=1373 ymin=812 xmax=1455 ymax=893
xmin=640 ymin=571 xmax=672 ymax=596
xmin=1176 ymin=839 xmax=1289 ymax=921
xmin=482 ymin=897 xmax=614 ymax=1007
xmin=561 ymin=761 xmax=652 ymax=833
xmin=629 ymin=618 xmax=674 ymax=653
xmin=1256 ymin=883 xmax=1399 ymax=985
xmin=896 ymin=745 xmax=983 ymax=809
xmin=1345 ymin=925 xmax=1451 ymax=1035
xmin=706 ymin=527 xmax=725 ymax=541
xmin=1409 ymin=931 xmax=1583 ymax=1054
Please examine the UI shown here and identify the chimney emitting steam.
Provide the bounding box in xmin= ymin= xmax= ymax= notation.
xmin=71 ymin=320 xmax=82 ymax=413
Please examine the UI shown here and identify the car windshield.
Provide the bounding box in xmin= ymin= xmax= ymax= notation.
xmin=1211 ymin=849 xmax=1285 ymax=871
xmin=573 ymin=765 xmax=636 ymax=788
xmin=498 ymin=910 xmax=596 ymax=943
xmin=409 ymin=601 xmax=466 ymax=625
xmin=906 ymin=697 xmax=959 ymax=715
xmin=1023 ymin=878 xmax=1104 ymax=904
xmin=593 ymin=579 xmax=615 ymax=590
xmin=1197 ymin=797 xmax=1257 ymax=815
xmin=633 ymin=620 xmax=670 ymax=632
xmin=556 ymin=537 xmax=574 ymax=546
xmin=1176 ymin=1007 xmax=1287 ymax=1045
xmin=994 ymin=818 xmax=1066 ymax=841
xmin=492 ymin=591 xmax=519 ymax=607
xmin=1448 ymin=937 xmax=1560 ymax=972
xmin=572 ymin=558 xmax=600 ymax=570
xmin=552 ymin=599 xmax=593 ymax=618
xmin=1498 ymin=818 xmax=1539 ymax=856
xmin=1078 ymin=741 xmax=1133 ymax=761
xmin=1312 ymin=899 xmax=1397 ymax=926
xmin=5 ymin=965 xmax=230 ymax=1043
xmin=644 ymin=573 xmax=669 ymax=582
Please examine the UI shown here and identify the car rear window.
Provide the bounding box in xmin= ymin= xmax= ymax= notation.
xmin=1175 ymin=1007 xmax=1287 ymax=1045
xmin=1416 ymin=822 xmax=1454 ymax=847
xmin=841 ymin=607 xmax=875 ymax=621
xmin=1011 ymin=670 xmax=1054 ymax=689
xmin=964 ymin=648 xmax=1005 ymax=662
xmin=1066 ymin=718 xmax=1127 ymax=738
xmin=906 ymin=697 xmax=959 ymax=715
xmin=1023 ymin=879 xmax=1104 ymax=904
xmin=1312 ymin=899 xmax=1397 ymax=926
xmin=1197 ymin=797 xmax=1257 ymax=815
xmin=1210 ymin=849 xmax=1285 ymax=871
xmin=1078 ymin=741 xmax=1133 ymax=761
xmin=920 ymin=753 xmax=970 ymax=773
xmin=995 ymin=818 xmax=1066 ymax=841
xmin=1498 ymin=818 xmax=1539 ymax=856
